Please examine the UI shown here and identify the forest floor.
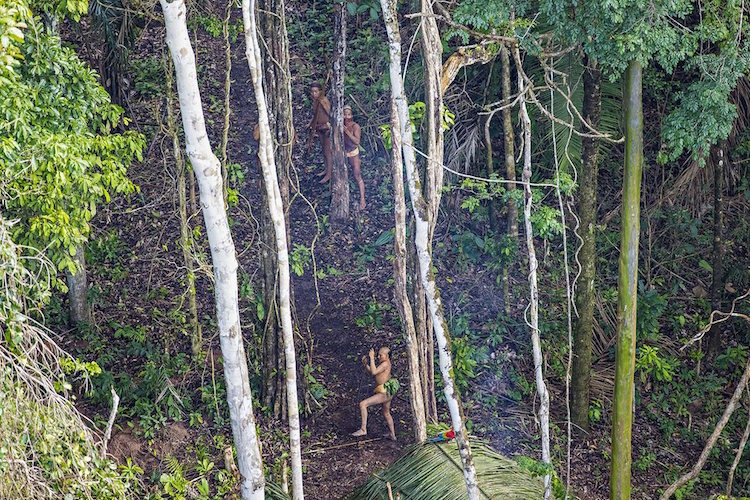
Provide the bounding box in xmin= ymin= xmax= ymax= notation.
xmin=59 ymin=7 xmax=720 ymax=500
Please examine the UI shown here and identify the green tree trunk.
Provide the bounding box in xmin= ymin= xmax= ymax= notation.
xmin=571 ymin=56 xmax=601 ymax=433
xmin=610 ymin=59 xmax=643 ymax=500
xmin=500 ymin=45 xmax=516 ymax=316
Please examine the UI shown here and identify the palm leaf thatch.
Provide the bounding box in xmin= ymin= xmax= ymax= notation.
xmin=347 ymin=440 xmax=544 ymax=499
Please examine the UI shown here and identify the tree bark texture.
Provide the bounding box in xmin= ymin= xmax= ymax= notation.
xmin=380 ymin=0 xmax=479 ymax=496
xmin=517 ymin=51 xmax=551 ymax=499
xmin=220 ymin=0 xmax=232 ymax=206
xmin=390 ymin=98 xmax=428 ymax=442
xmin=500 ymin=46 xmax=516 ymax=316
xmin=166 ymin=66 xmax=201 ymax=358
xmin=242 ymin=0 xmax=304 ymax=497
xmin=259 ymin=0 xmax=295 ymax=420
xmin=161 ymin=2 xmax=265 ymax=497
xmin=611 ymin=59 xmax=643 ymax=500
xmin=67 ymin=245 xmax=90 ymax=326
xmin=571 ymin=56 xmax=601 ymax=433
xmin=330 ymin=4 xmax=349 ymax=222
xmin=707 ymin=142 xmax=726 ymax=357
xmin=420 ymin=0 xmax=444 ymax=243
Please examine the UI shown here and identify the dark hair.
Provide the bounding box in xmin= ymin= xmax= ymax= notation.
xmin=310 ymin=82 xmax=322 ymax=90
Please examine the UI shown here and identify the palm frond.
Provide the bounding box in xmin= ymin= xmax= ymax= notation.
xmin=527 ymin=52 xmax=622 ymax=178
xmin=348 ymin=440 xmax=544 ymax=499
xmin=266 ymin=479 xmax=292 ymax=499
xmin=445 ymin=121 xmax=481 ymax=174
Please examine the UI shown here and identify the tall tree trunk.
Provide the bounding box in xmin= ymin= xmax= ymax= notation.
xmin=410 ymin=242 xmax=436 ymax=421
xmin=242 ymin=0 xmax=304 ymax=497
xmin=220 ymin=0 xmax=232 ymax=207
xmin=517 ymin=48 xmax=551 ymax=499
xmin=166 ymin=63 xmax=201 ymax=358
xmin=707 ymin=142 xmax=726 ymax=358
xmin=420 ymin=0 xmax=444 ymax=241
xmin=67 ymin=245 xmax=90 ymax=326
xmin=611 ymin=59 xmax=643 ymax=500
xmin=500 ymin=46 xmax=517 ymax=316
xmin=330 ymin=4 xmax=349 ymax=222
xmin=419 ymin=0 xmax=443 ymax=425
xmin=161 ymin=1 xmax=265 ymax=497
xmin=485 ymin=111 xmax=497 ymax=231
xmin=380 ymin=0 xmax=478 ymax=496
xmin=571 ymin=56 xmax=601 ymax=433
xmin=390 ymin=98 xmax=428 ymax=442
xmin=259 ymin=0 xmax=295 ymax=420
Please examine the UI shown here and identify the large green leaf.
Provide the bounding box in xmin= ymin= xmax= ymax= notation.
xmin=348 ymin=440 xmax=544 ymax=499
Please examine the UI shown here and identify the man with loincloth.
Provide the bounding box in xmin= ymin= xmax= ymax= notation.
xmin=307 ymin=82 xmax=333 ymax=183
xmin=343 ymin=105 xmax=366 ymax=210
xmin=352 ymin=347 xmax=396 ymax=441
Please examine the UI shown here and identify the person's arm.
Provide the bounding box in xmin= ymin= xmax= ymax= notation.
xmin=372 ymin=361 xmax=389 ymax=375
xmin=368 ymin=349 xmax=377 ymax=374
xmin=320 ymin=97 xmax=331 ymax=117
xmin=362 ymin=355 xmax=372 ymax=374
xmin=343 ymin=124 xmax=360 ymax=145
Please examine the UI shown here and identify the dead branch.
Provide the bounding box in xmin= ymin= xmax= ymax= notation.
xmin=682 ymin=289 xmax=750 ymax=349
xmin=726 ymin=387 xmax=750 ymax=498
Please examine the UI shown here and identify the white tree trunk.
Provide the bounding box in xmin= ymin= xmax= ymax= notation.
xmin=389 ymin=98 xmax=427 ymax=442
xmin=161 ymin=2 xmax=265 ymax=498
xmin=379 ymin=0 xmax=478 ymax=497
xmin=517 ymin=51 xmax=552 ymax=499
xmin=242 ymin=1 xmax=304 ymax=498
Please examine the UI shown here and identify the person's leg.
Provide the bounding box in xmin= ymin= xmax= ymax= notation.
xmin=319 ymin=132 xmax=333 ymax=183
xmin=382 ymin=399 xmax=396 ymax=441
xmin=351 ymin=155 xmax=365 ymax=210
xmin=352 ymin=393 xmax=388 ymax=436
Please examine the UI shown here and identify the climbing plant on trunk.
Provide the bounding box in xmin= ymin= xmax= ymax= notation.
xmin=330 ymin=3 xmax=349 ymax=222
xmin=258 ymin=0 xmax=295 ymax=420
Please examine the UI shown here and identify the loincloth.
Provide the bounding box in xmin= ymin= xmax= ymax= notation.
xmin=346 ymin=148 xmax=359 ymax=158
xmin=374 ymin=384 xmax=386 ymax=395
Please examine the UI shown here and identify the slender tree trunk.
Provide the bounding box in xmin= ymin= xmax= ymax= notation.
xmin=707 ymin=143 xmax=726 ymax=358
xmin=380 ymin=0 xmax=478 ymax=496
xmin=161 ymin=2 xmax=264 ymax=497
xmin=67 ymin=246 xmax=90 ymax=326
xmin=259 ymin=0 xmax=295 ymax=420
xmin=571 ymin=56 xmax=601 ymax=433
xmin=611 ymin=59 xmax=643 ymax=500
xmin=420 ymin=0 xmax=443 ymax=424
xmin=500 ymin=46 xmax=516 ymax=316
xmin=220 ymin=0 xmax=232 ymax=207
xmin=330 ymin=4 xmax=349 ymax=222
xmin=166 ymin=64 xmax=201 ymax=358
xmin=411 ymin=247 xmax=436 ymax=422
xmin=242 ymin=0 xmax=304 ymax=497
xmin=517 ymin=49 xmax=551 ymax=499
xmin=420 ymin=0 xmax=444 ymax=241
xmin=485 ymin=112 xmax=497 ymax=231
xmin=390 ymin=98 xmax=427 ymax=442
